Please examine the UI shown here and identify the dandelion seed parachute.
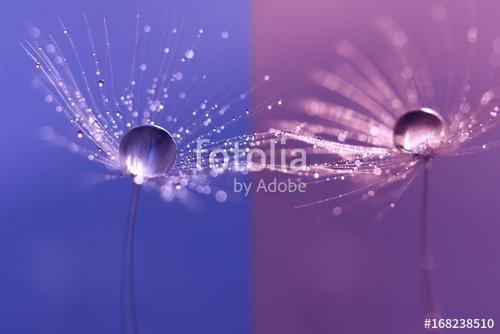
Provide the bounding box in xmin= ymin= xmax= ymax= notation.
xmin=24 ymin=14 xmax=282 ymax=334
xmin=24 ymin=15 xmax=281 ymax=202
xmin=265 ymin=10 xmax=500 ymax=211
xmin=263 ymin=4 xmax=500 ymax=329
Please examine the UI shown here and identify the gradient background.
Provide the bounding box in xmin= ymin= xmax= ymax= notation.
xmin=1 ymin=0 xmax=500 ymax=333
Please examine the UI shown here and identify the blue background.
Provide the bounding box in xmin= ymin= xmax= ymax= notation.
xmin=0 ymin=0 xmax=252 ymax=333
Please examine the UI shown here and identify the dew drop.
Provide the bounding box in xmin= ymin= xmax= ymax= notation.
xmin=332 ymin=207 xmax=343 ymax=216
xmin=98 ymin=80 xmax=104 ymax=88
xmin=393 ymin=108 xmax=446 ymax=156
xmin=467 ymin=27 xmax=478 ymax=43
xmin=173 ymin=72 xmax=183 ymax=81
xmin=215 ymin=190 xmax=228 ymax=203
xmin=77 ymin=130 xmax=84 ymax=139
xmin=185 ymin=49 xmax=195 ymax=59
xmin=119 ymin=125 xmax=177 ymax=180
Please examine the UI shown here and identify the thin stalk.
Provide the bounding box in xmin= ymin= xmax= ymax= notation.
xmin=421 ymin=163 xmax=439 ymax=332
xmin=121 ymin=182 xmax=141 ymax=334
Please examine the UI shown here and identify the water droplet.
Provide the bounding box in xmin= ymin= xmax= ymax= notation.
xmin=77 ymin=130 xmax=84 ymax=139
xmin=98 ymin=80 xmax=104 ymax=88
xmin=173 ymin=72 xmax=183 ymax=81
xmin=393 ymin=108 xmax=446 ymax=156
xmin=215 ymin=190 xmax=228 ymax=203
xmin=332 ymin=207 xmax=342 ymax=216
xmin=185 ymin=49 xmax=195 ymax=59
xmin=467 ymin=27 xmax=478 ymax=43
xmin=119 ymin=125 xmax=177 ymax=180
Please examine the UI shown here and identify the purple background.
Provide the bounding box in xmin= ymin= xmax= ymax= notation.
xmin=253 ymin=0 xmax=500 ymax=333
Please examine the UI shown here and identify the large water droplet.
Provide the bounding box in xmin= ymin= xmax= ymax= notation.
xmin=393 ymin=108 xmax=446 ymax=156
xmin=119 ymin=125 xmax=177 ymax=180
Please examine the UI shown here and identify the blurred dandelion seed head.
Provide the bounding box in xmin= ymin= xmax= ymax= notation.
xmin=265 ymin=9 xmax=500 ymax=213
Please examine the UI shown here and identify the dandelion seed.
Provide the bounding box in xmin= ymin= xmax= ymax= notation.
xmin=270 ymin=16 xmax=500 ymax=211
xmin=266 ymin=11 xmax=500 ymax=322
xmin=24 ymin=15 xmax=280 ymax=334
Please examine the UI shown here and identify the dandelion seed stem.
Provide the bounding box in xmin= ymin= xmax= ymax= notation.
xmin=421 ymin=163 xmax=439 ymax=332
xmin=121 ymin=182 xmax=141 ymax=334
